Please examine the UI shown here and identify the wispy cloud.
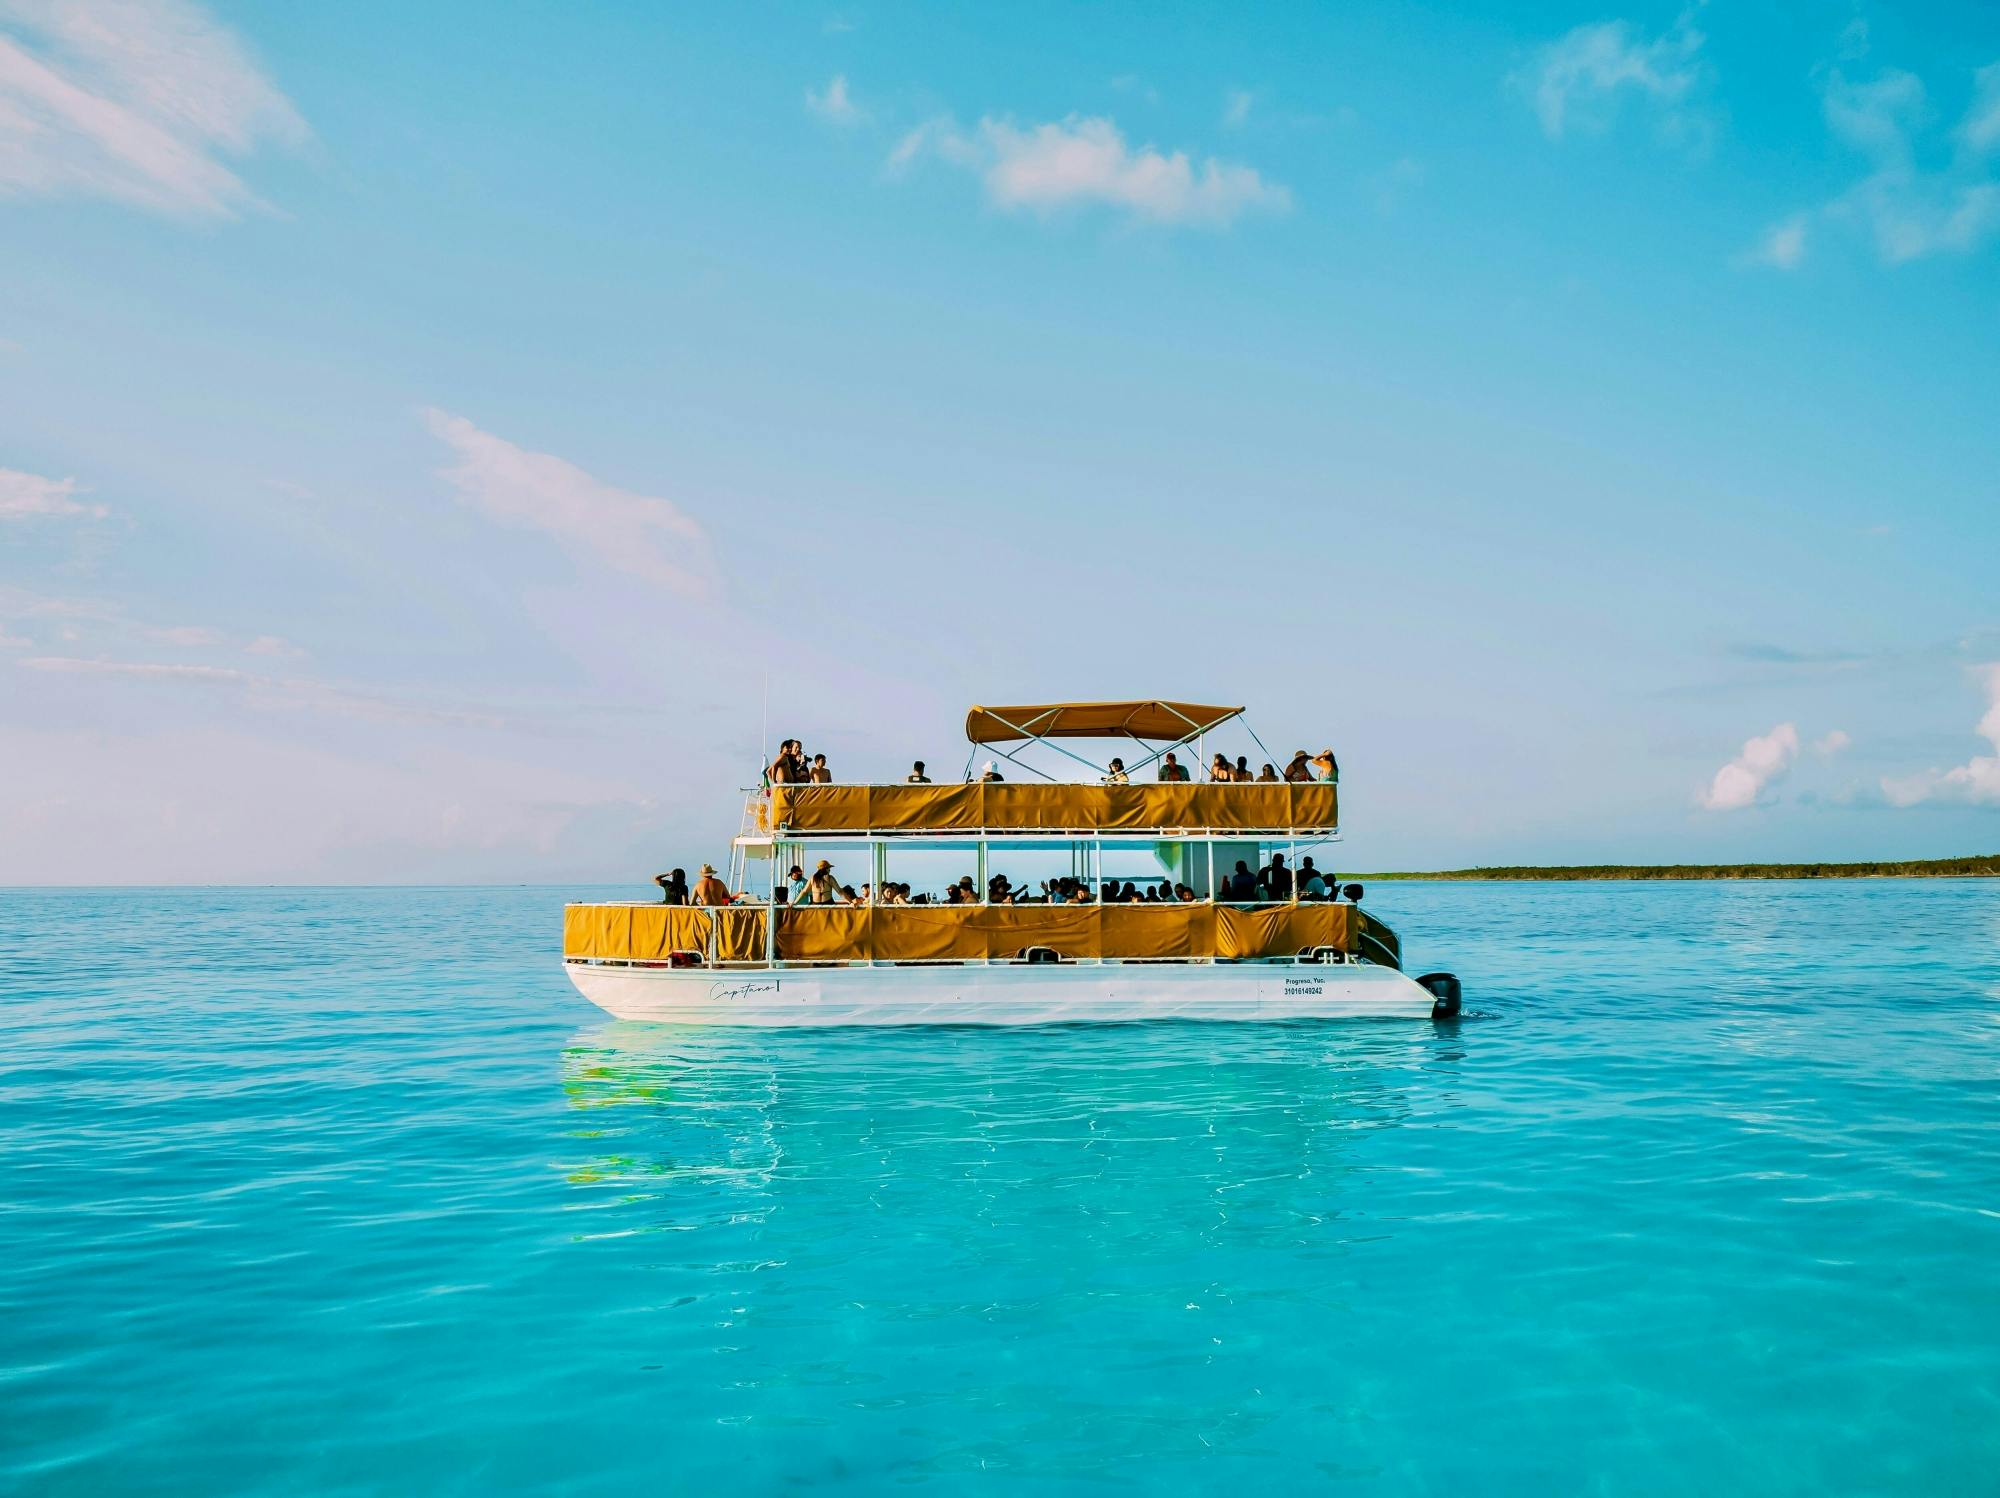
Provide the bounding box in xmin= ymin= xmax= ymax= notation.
xmin=1725 ymin=642 xmax=1862 ymax=667
xmin=422 ymin=408 xmax=717 ymax=599
xmin=1222 ymin=88 xmax=1255 ymax=130
xmin=1813 ymin=729 xmax=1852 ymax=757
xmin=1744 ymin=213 xmax=1809 ymax=270
xmin=0 ymin=0 xmax=305 ymax=218
xmin=1698 ymin=722 xmax=1800 ymax=811
xmin=0 ymin=465 xmax=103 ymax=519
xmin=1881 ymin=664 xmax=2000 ymax=807
xmin=19 ymin=652 xmax=505 ymax=729
xmin=805 ymin=73 xmax=862 ymax=127
xmin=1811 ymin=57 xmax=2000 ymax=263
xmin=1518 ymin=13 xmax=1708 ymax=143
xmin=0 ymin=584 xmax=291 ymax=654
xmin=889 ymin=113 xmax=1290 ymax=227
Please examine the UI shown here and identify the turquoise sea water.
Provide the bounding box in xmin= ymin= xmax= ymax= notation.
xmin=3 ymin=881 xmax=1998 ymax=1494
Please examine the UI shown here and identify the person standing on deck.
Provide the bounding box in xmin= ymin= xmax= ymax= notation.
xmin=692 ymin=864 xmax=732 ymax=905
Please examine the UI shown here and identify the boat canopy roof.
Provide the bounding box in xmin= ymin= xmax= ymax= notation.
xmin=965 ymin=700 xmax=1243 ymax=745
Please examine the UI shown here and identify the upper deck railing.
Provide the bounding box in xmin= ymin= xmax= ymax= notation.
xmin=761 ymin=781 xmax=1338 ymax=837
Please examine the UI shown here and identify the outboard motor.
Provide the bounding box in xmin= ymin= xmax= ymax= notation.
xmin=1416 ymin=972 xmax=1461 ymax=1020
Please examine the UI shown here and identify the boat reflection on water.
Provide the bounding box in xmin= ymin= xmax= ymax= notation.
xmin=555 ymin=1021 xmax=1470 ymax=1247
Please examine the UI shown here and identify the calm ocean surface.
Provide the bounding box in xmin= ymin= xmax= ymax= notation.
xmin=3 ymin=881 xmax=1997 ymax=1494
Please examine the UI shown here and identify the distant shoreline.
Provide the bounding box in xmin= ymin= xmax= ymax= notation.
xmin=1352 ymin=855 xmax=2000 ymax=881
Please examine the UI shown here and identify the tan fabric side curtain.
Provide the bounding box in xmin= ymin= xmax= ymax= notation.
xmin=715 ymin=907 xmax=768 ymax=963
xmin=1287 ymin=784 xmax=1338 ymax=830
xmin=973 ymin=904 xmax=1102 ymax=958
xmin=772 ymin=781 xmax=1337 ymax=832
xmin=870 ymin=907 xmax=986 ymax=961
xmin=1204 ymin=785 xmax=1291 ymax=830
xmin=1100 ymin=903 xmax=1214 ymax=959
xmin=982 ymin=784 xmax=1091 ymax=829
xmin=1215 ymin=903 xmax=1354 ymax=958
xmin=568 ymin=906 xmax=722 ymax=960
xmin=776 ymin=907 xmax=870 ymax=960
xmin=562 ymin=905 xmax=598 ymax=957
xmin=771 ymin=784 xmax=872 ymax=832
xmin=871 ymin=783 xmax=982 ymax=830
xmin=573 ymin=904 xmax=633 ymax=959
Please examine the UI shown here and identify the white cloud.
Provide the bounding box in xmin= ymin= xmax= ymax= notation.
xmin=0 ymin=0 xmax=305 ymax=217
xmin=1880 ymin=664 xmax=2000 ymax=807
xmin=805 ymin=73 xmax=861 ymax=127
xmin=422 ymin=408 xmax=717 ymax=599
xmin=19 ymin=652 xmax=505 ymax=728
xmin=1698 ymin=722 xmax=1801 ymax=811
xmin=1519 ymin=15 xmax=1707 ymax=142
xmin=1222 ymin=89 xmax=1254 ymax=130
xmin=890 ymin=113 xmax=1290 ymax=227
xmin=1813 ymin=729 xmax=1851 ymax=756
xmin=0 ymin=465 xmax=103 ymax=519
xmin=1746 ymin=213 xmax=1809 ymax=270
xmin=1964 ymin=62 xmax=2000 ymax=153
xmin=1817 ymin=61 xmax=2000 ymax=262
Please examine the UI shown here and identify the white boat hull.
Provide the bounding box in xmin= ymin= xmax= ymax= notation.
xmin=564 ymin=960 xmax=1442 ymax=1026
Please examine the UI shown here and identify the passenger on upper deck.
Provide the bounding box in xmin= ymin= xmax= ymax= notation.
xmin=809 ymin=753 xmax=833 ymax=784
xmin=1103 ymin=757 xmax=1129 ymax=785
xmin=979 ymin=760 xmax=1005 ymax=782
xmin=769 ymin=739 xmax=805 ymax=784
xmin=1158 ymin=751 xmax=1189 ymax=782
xmin=1312 ymin=749 xmax=1339 ymax=782
xmin=1256 ymin=763 xmax=1280 ymax=782
xmin=655 ymin=869 xmax=688 ymax=906
xmin=906 ymin=761 xmax=930 ymax=783
xmin=1209 ymin=752 xmax=1234 ymax=782
xmin=1283 ymin=750 xmax=1313 ymax=782
xmin=692 ymin=864 xmax=732 ymax=906
xmin=1234 ymin=754 xmax=1252 ymax=782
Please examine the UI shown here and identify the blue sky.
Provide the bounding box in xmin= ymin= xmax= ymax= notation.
xmin=2 ymin=0 xmax=1997 ymax=883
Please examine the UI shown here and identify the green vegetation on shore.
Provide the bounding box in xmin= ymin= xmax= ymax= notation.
xmin=1354 ymin=854 xmax=2000 ymax=881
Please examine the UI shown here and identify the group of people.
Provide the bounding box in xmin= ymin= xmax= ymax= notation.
xmin=745 ymin=854 xmax=1355 ymax=908
xmin=652 ymin=865 xmax=733 ymax=906
xmin=766 ymin=739 xmax=835 ymax=785
xmin=770 ymin=742 xmax=1337 ymax=787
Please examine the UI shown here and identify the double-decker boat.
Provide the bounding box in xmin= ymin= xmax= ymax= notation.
xmin=563 ymin=700 xmax=1461 ymax=1025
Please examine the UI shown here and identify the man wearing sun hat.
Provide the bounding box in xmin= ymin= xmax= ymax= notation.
xmin=691 ymin=863 xmax=731 ymax=906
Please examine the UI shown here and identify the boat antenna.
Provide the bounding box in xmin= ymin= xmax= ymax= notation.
xmin=760 ymin=670 xmax=769 ymax=778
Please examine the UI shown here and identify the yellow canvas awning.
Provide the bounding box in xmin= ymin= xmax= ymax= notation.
xmin=964 ymin=700 xmax=1242 ymax=745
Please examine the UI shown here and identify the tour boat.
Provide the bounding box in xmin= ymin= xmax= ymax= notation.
xmin=563 ymin=700 xmax=1461 ymax=1025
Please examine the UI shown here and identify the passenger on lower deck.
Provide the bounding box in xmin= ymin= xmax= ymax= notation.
xmin=692 ymin=864 xmax=732 ymax=906
xmin=655 ymin=869 xmax=688 ymax=905
xmin=1259 ymin=853 xmax=1293 ymax=901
